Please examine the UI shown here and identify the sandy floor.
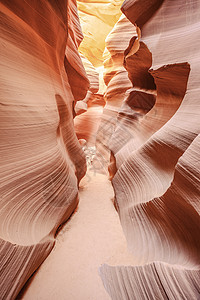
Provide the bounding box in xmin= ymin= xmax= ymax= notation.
xmin=22 ymin=170 xmax=135 ymax=300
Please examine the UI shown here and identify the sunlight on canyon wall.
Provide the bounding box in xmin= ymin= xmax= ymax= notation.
xmin=0 ymin=0 xmax=199 ymax=299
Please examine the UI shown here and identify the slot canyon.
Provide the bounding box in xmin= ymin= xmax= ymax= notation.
xmin=0 ymin=0 xmax=200 ymax=299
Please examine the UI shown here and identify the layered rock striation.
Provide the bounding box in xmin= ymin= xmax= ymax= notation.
xmin=0 ymin=0 xmax=200 ymax=299
xmin=96 ymin=14 xmax=136 ymax=163
xmin=100 ymin=0 xmax=200 ymax=299
xmin=74 ymin=55 xmax=105 ymax=148
xmin=0 ymin=0 xmax=88 ymax=298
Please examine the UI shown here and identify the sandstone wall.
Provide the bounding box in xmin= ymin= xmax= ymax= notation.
xmin=0 ymin=1 xmax=88 ymax=298
xmin=100 ymin=0 xmax=200 ymax=298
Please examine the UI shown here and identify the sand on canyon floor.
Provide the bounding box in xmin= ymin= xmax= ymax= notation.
xmin=21 ymin=169 xmax=135 ymax=300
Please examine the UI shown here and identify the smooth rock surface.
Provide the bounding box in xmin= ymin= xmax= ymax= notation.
xmin=1 ymin=0 xmax=200 ymax=299
xmin=0 ymin=1 xmax=87 ymax=298
xmin=100 ymin=0 xmax=200 ymax=298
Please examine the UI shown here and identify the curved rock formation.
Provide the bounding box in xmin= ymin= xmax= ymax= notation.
xmin=96 ymin=15 xmax=136 ymax=162
xmin=100 ymin=0 xmax=200 ymax=298
xmin=74 ymin=53 xmax=100 ymax=116
xmin=0 ymin=0 xmax=87 ymax=298
xmin=65 ymin=0 xmax=90 ymax=101
xmin=1 ymin=0 xmax=200 ymax=299
xmin=74 ymin=53 xmax=106 ymax=150
xmin=101 ymin=134 xmax=200 ymax=299
xmin=77 ymin=0 xmax=124 ymax=67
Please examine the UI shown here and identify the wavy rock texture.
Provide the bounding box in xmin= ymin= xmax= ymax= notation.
xmin=0 ymin=0 xmax=88 ymax=298
xmin=101 ymin=134 xmax=200 ymax=298
xmin=77 ymin=0 xmax=124 ymax=67
xmin=100 ymin=0 xmax=200 ymax=298
xmin=96 ymin=15 xmax=136 ymax=161
xmin=1 ymin=0 xmax=200 ymax=299
xmin=65 ymin=0 xmax=90 ymax=101
xmin=74 ymin=53 xmax=99 ymax=116
xmin=74 ymin=53 xmax=106 ymax=149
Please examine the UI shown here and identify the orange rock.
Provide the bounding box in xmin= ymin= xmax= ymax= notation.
xmin=0 ymin=1 xmax=87 ymax=298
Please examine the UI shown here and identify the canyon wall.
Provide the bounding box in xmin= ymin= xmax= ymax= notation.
xmin=100 ymin=0 xmax=200 ymax=298
xmin=74 ymin=54 xmax=104 ymax=147
xmin=96 ymin=14 xmax=136 ymax=165
xmin=0 ymin=0 xmax=199 ymax=299
xmin=77 ymin=0 xmax=124 ymax=67
xmin=0 ymin=0 xmax=88 ymax=298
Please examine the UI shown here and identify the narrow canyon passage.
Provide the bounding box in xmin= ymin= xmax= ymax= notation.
xmin=21 ymin=170 xmax=135 ymax=300
xmin=1 ymin=1 xmax=200 ymax=299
